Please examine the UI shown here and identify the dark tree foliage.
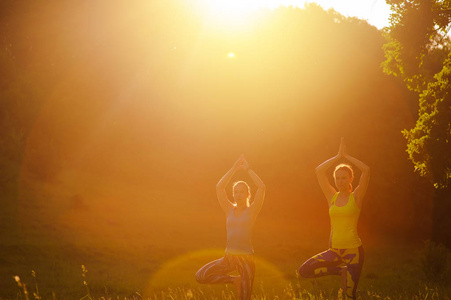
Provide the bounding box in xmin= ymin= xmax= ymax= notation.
xmin=384 ymin=0 xmax=451 ymax=247
xmin=404 ymin=55 xmax=451 ymax=190
xmin=383 ymin=0 xmax=451 ymax=89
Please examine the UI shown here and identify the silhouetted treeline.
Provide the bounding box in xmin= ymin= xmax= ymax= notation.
xmin=384 ymin=0 xmax=451 ymax=247
xmin=0 ymin=0 xmax=434 ymax=240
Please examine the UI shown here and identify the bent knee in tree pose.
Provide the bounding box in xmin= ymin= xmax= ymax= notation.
xmin=195 ymin=155 xmax=265 ymax=300
xmin=298 ymin=138 xmax=370 ymax=300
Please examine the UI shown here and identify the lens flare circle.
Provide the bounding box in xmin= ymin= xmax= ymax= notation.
xmin=144 ymin=248 xmax=290 ymax=297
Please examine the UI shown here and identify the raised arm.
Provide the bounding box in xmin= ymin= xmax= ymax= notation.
xmin=242 ymin=157 xmax=265 ymax=218
xmin=344 ymin=150 xmax=370 ymax=209
xmin=316 ymin=139 xmax=344 ymax=205
xmin=216 ymin=156 xmax=243 ymax=214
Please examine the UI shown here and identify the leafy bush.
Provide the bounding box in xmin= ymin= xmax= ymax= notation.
xmin=420 ymin=240 xmax=450 ymax=284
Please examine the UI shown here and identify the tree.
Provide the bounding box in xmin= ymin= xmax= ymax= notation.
xmin=383 ymin=0 xmax=451 ymax=247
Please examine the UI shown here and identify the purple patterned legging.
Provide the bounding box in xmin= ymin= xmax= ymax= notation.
xmin=196 ymin=252 xmax=255 ymax=300
xmin=298 ymin=246 xmax=364 ymax=299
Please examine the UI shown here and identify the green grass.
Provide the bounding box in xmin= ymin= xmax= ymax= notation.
xmin=7 ymin=244 xmax=451 ymax=300
xmin=1 ymin=170 xmax=450 ymax=299
xmin=11 ymin=269 xmax=450 ymax=300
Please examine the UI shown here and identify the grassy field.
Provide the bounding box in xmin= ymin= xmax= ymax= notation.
xmin=1 ymin=169 xmax=450 ymax=299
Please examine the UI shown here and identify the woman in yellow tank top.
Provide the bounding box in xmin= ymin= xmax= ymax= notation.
xmin=298 ymin=138 xmax=370 ymax=300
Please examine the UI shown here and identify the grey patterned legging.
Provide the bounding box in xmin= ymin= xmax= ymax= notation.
xmin=195 ymin=252 xmax=255 ymax=300
xmin=298 ymin=246 xmax=364 ymax=300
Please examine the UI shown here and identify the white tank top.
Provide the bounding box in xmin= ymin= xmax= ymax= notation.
xmin=225 ymin=207 xmax=254 ymax=255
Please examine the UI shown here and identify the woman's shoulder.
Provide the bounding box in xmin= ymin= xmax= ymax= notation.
xmin=350 ymin=192 xmax=361 ymax=209
xmin=328 ymin=192 xmax=339 ymax=207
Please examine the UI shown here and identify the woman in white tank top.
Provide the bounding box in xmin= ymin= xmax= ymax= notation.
xmin=195 ymin=155 xmax=265 ymax=300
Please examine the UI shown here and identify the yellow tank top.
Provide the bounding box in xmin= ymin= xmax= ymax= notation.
xmin=329 ymin=192 xmax=362 ymax=249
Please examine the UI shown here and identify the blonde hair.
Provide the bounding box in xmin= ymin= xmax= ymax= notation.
xmin=333 ymin=164 xmax=354 ymax=191
xmin=232 ymin=181 xmax=251 ymax=205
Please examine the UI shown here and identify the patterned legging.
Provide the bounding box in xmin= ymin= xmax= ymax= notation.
xmin=195 ymin=252 xmax=255 ymax=300
xmin=298 ymin=246 xmax=364 ymax=300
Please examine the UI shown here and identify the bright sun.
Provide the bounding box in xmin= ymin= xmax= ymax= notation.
xmin=198 ymin=1 xmax=310 ymax=30
xmin=200 ymin=0 xmax=271 ymax=29
xmin=205 ymin=0 xmax=260 ymax=18
xmin=198 ymin=0 xmax=391 ymax=31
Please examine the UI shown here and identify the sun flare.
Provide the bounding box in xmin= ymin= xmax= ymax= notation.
xmin=204 ymin=0 xmax=261 ymax=19
xmin=197 ymin=0 xmax=307 ymax=31
xmin=199 ymin=0 xmax=272 ymax=29
xmin=197 ymin=0 xmax=390 ymax=30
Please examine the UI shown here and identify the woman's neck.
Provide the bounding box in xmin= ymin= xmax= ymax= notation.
xmin=235 ymin=203 xmax=248 ymax=210
xmin=338 ymin=190 xmax=351 ymax=197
